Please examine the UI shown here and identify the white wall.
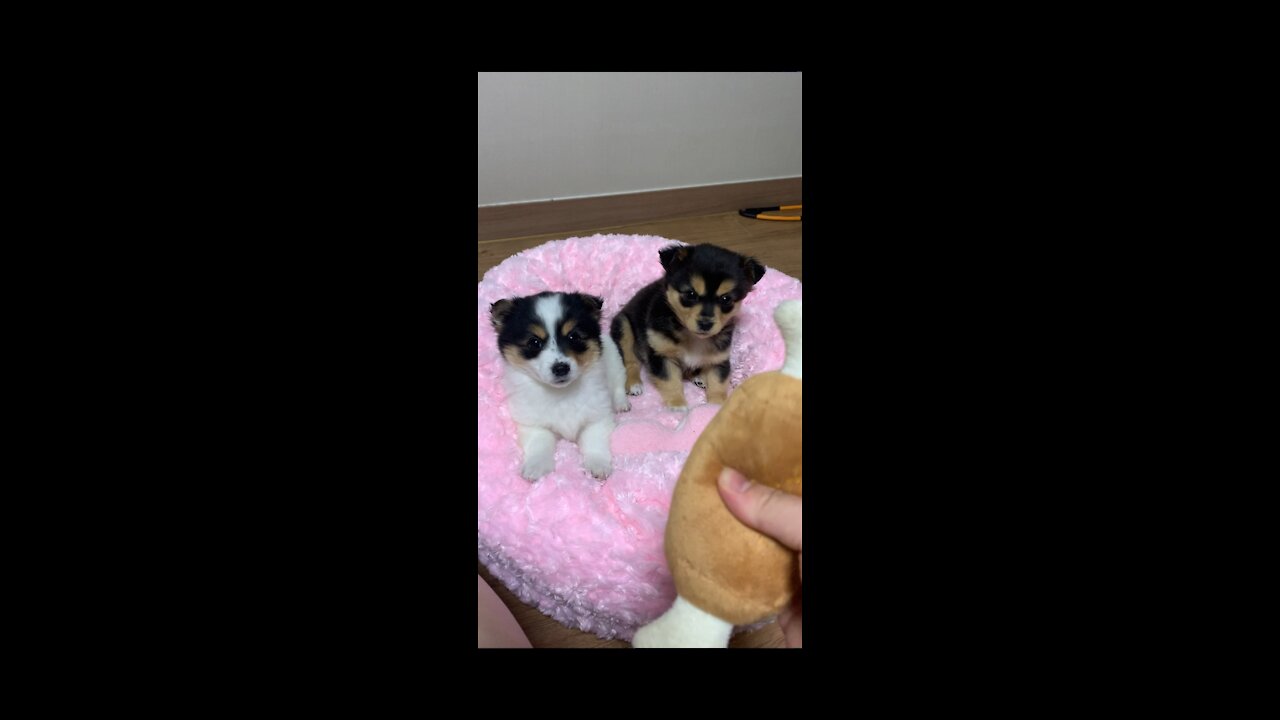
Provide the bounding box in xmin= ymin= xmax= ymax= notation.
xmin=478 ymin=72 xmax=801 ymax=206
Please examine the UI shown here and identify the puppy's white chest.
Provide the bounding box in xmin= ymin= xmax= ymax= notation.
xmin=679 ymin=338 xmax=724 ymax=369
xmin=504 ymin=366 xmax=611 ymax=439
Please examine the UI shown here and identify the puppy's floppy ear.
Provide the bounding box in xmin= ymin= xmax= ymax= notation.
xmin=658 ymin=244 xmax=690 ymax=270
xmin=742 ymin=256 xmax=766 ymax=285
xmin=581 ymin=294 xmax=604 ymax=318
xmin=490 ymin=299 xmax=514 ymax=330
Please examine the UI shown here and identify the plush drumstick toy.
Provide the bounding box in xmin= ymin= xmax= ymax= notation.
xmin=632 ymin=299 xmax=802 ymax=648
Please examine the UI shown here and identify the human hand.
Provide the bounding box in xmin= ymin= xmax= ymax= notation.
xmin=478 ymin=574 xmax=532 ymax=648
xmin=716 ymin=467 xmax=802 ymax=648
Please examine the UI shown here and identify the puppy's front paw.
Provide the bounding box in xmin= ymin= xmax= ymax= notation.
xmin=520 ymin=453 xmax=555 ymax=481
xmin=692 ymin=375 xmax=706 ymax=388
xmin=583 ymin=453 xmax=612 ymax=480
xmin=613 ymin=393 xmax=632 ymax=412
xmin=628 ymin=383 xmax=644 ymax=396
xmin=663 ymin=401 xmax=689 ymax=412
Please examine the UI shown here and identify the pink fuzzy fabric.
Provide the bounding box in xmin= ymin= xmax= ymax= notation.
xmin=477 ymin=234 xmax=802 ymax=641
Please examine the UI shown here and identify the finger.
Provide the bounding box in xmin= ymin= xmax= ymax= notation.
xmin=779 ymin=591 xmax=802 ymax=648
xmin=717 ymin=467 xmax=802 ymax=551
xmin=782 ymin=609 xmax=802 ymax=648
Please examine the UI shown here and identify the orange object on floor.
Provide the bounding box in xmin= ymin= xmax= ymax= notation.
xmin=739 ymin=204 xmax=801 ymax=221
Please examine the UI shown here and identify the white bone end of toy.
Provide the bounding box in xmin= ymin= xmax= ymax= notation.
xmin=774 ymin=300 xmax=802 ymax=380
xmin=632 ymin=596 xmax=733 ymax=648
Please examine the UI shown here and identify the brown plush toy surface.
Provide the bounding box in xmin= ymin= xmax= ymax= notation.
xmin=632 ymin=299 xmax=802 ymax=648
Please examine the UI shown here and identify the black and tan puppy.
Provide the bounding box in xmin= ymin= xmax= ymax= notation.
xmin=610 ymin=243 xmax=765 ymax=409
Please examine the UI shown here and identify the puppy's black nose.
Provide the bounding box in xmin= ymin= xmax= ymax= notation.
xmin=552 ymin=362 xmax=570 ymax=377
xmin=697 ymin=319 xmax=714 ymax=331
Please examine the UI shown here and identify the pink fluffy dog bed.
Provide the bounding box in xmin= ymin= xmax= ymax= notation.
xmin=477 ymin=234 xmax=802 ymax=641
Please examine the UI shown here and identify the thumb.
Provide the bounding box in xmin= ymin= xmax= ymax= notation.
xmin=716 ymin=467 xmax=802 ymax=551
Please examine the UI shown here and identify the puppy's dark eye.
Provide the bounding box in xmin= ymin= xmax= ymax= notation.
xmin=682 ymin=289 xmax=697 ymax=301
xmin=527 ymin=337 xmax=542 ymax=349
xmin=720 ymin=295 xmax=733 ymax=304
xmin=566 ymin=332 xmax=580 ymax=343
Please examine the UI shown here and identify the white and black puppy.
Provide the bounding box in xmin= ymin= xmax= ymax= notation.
xmin=490 ymin=292 xmax=630 ymax=481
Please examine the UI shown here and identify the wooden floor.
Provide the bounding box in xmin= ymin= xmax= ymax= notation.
xmin=478 ymin=211 xmax=802 ymax=283
xmin=477 ymin=210 xmax=802 ymax=648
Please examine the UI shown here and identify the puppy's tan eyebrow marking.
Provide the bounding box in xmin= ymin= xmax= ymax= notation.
xmin=691 ymin=275 xmax=706 ymax=295
xmin=561 ymin=319 xmax=576 ymax=336
xmin=715 ymin=280 xmax=737 ymax=296
xmin=531 ymin=325 xmax=547 ymax=339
